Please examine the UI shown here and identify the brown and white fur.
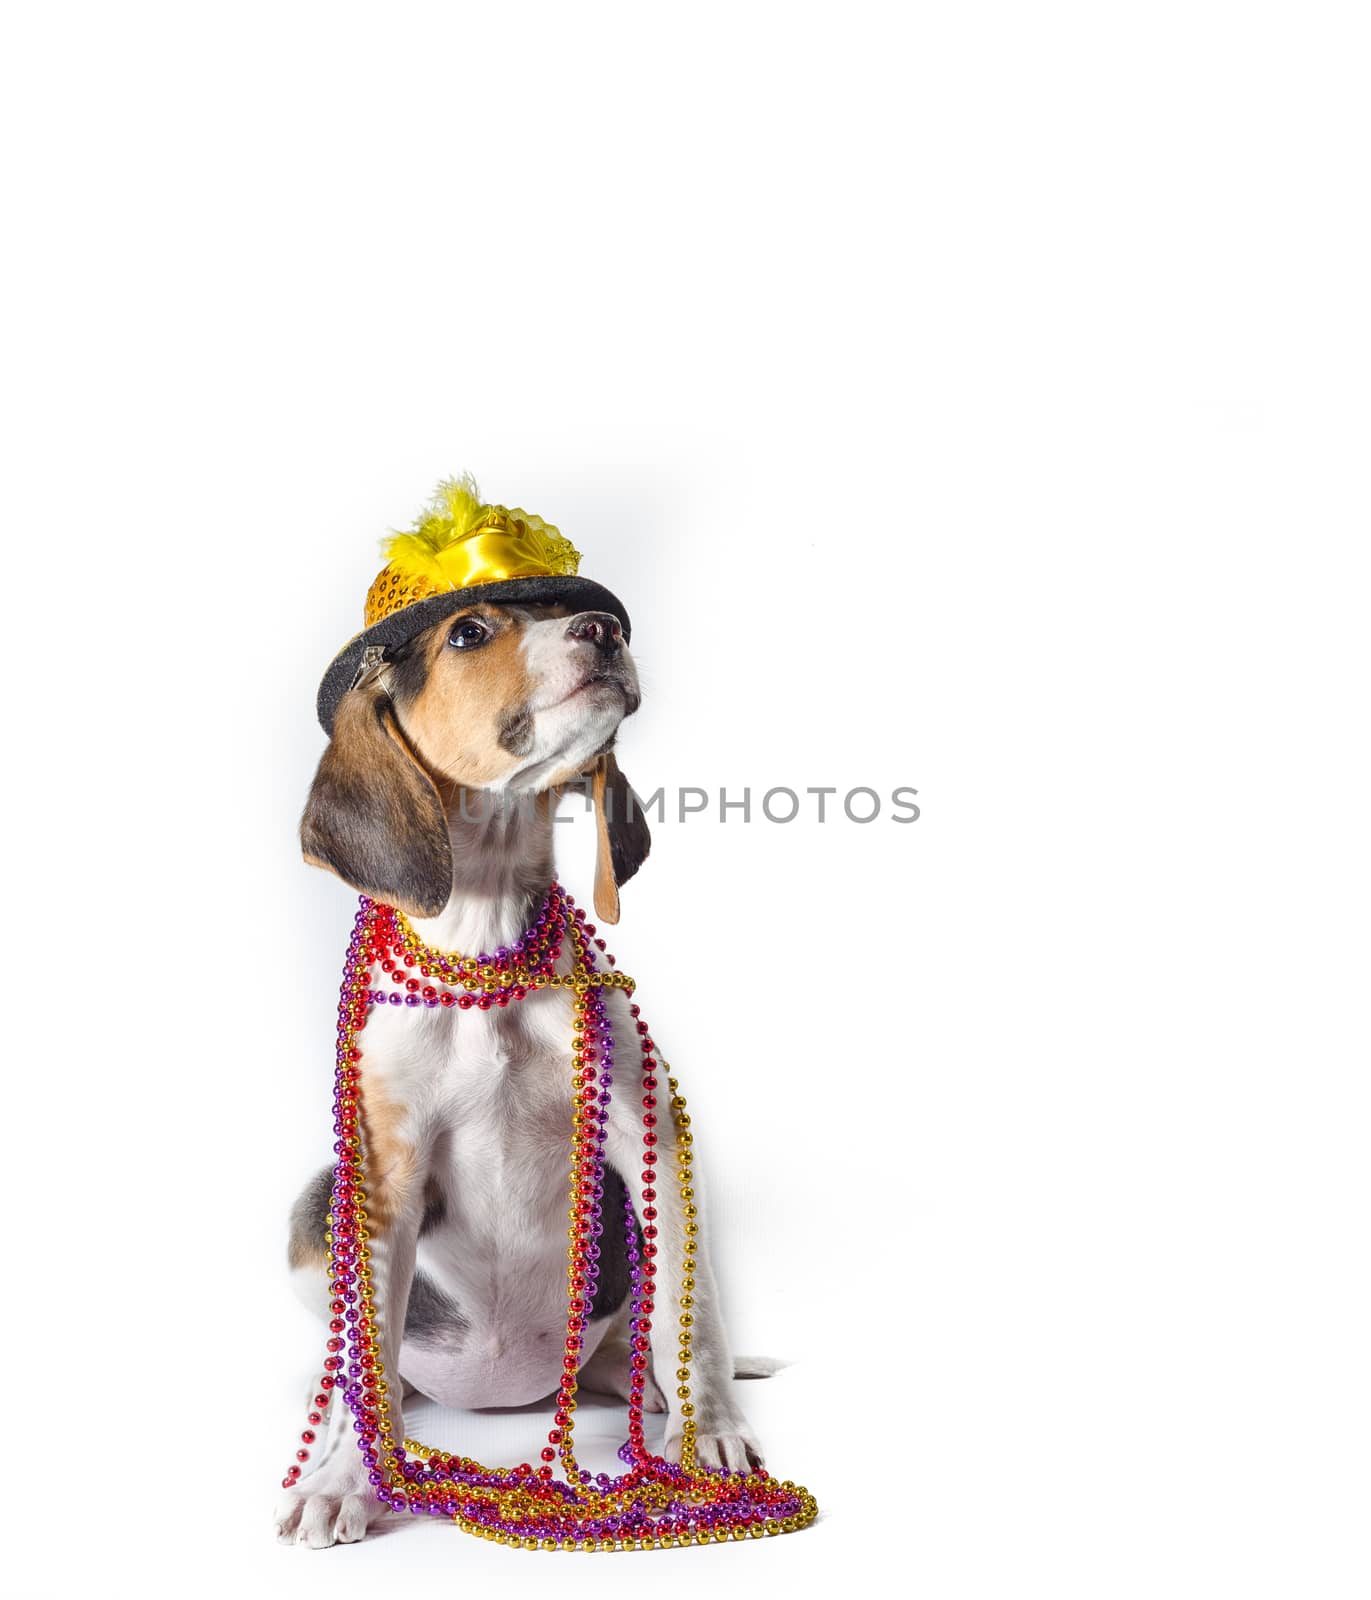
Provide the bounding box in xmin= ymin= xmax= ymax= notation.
xmin=275 ymin=603 xmax=770 ymax=1548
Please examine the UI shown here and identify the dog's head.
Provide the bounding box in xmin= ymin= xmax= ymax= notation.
xmin=300 ymin=603 xmax=649 ymax=921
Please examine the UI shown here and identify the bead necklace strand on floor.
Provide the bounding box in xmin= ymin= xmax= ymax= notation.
xmin=281 ymin=884 xmax=817 ymax=1551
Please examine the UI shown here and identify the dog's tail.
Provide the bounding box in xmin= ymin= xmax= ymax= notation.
xmin=732 ymin=1355 xmax=791 ymax=1379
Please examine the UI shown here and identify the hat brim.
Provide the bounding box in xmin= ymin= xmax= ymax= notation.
xmin=315 ymin=575 xmax=633 ymax=733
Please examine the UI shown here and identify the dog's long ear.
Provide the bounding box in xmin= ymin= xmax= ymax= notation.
xmin=301 ymin=681 xmax=453 ymax=918
xmin=590 ymin=751 xmax=652 ymax=925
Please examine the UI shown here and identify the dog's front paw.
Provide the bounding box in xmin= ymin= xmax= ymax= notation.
xmin=274 ymin=1461 xmax=390 ymax=1549
xmin=664 ymin=1413 xmax=765 ymax=1474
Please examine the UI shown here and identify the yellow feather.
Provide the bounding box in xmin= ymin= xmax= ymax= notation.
xmin=380 ymin=474 xmax=491 ymax=585
xmin=378 ymin=473 xmax=580 ymax=585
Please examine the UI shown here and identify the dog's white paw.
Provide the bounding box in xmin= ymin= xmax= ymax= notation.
xmin=664 ymin=1417 xmax=765 ymax=1474
xmin=577 ymin=1364 xmax=668 ymax=1412
xmin=622 ymin=1370 xmax=669 ymax=1413
xmin=575 ymin=1339 xmax=669 ymax=1412
xmin=275 ymin=1464 xmax=390 ymax=1548
xmin=732 ymin=1353 xmax=789 ymax=1379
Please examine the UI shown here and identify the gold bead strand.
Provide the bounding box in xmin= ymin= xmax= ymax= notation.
xmin=556 ymin=983 xmax=593 ymax=1485
xmin=665 ymin=1068 xmax=700 ymax=1473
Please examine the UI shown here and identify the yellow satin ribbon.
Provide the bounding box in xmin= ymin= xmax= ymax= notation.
xmin=363 ymin=509 xmax=582 ymax=629
xmin=428 ymin=523 xmax=562 ymax=588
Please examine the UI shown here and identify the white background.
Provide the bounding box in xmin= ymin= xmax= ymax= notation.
xmin=3 ymin=4 xmax=1367 ymax=1597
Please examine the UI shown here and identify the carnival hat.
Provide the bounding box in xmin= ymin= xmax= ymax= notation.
xmin=316 ymin=475 xmax=633 ymax=732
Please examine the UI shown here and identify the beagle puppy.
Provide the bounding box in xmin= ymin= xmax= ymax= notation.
xmin=275 ymin=602 xmax=769 ymax=1549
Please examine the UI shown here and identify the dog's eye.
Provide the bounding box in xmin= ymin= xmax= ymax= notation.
xmin=448 ymin=618 xmax=490 ymax=651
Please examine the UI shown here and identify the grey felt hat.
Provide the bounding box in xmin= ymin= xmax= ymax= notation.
xmin=314 ymin=476 xmax=633 ymax=734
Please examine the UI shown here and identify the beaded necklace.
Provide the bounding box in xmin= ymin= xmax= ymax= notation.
xmin=282 ymin=883 xmax=818 ymax=1551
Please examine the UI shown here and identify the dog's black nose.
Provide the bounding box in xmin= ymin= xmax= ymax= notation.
xmin=566 ymin=611 xmax=623 ymax=654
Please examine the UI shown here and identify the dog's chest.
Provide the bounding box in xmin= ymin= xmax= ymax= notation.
xmin=429 ymin=1001 xmax=577 ymax=1198
xmin=361 ymin=994 xmax=600 ymax=1406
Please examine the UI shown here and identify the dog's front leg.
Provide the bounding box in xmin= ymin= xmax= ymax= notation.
xmin=605 ymin=1057 xmax=764 ymax=1475
xmin=276 ymin=1148 xmax=425 ymax=1548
